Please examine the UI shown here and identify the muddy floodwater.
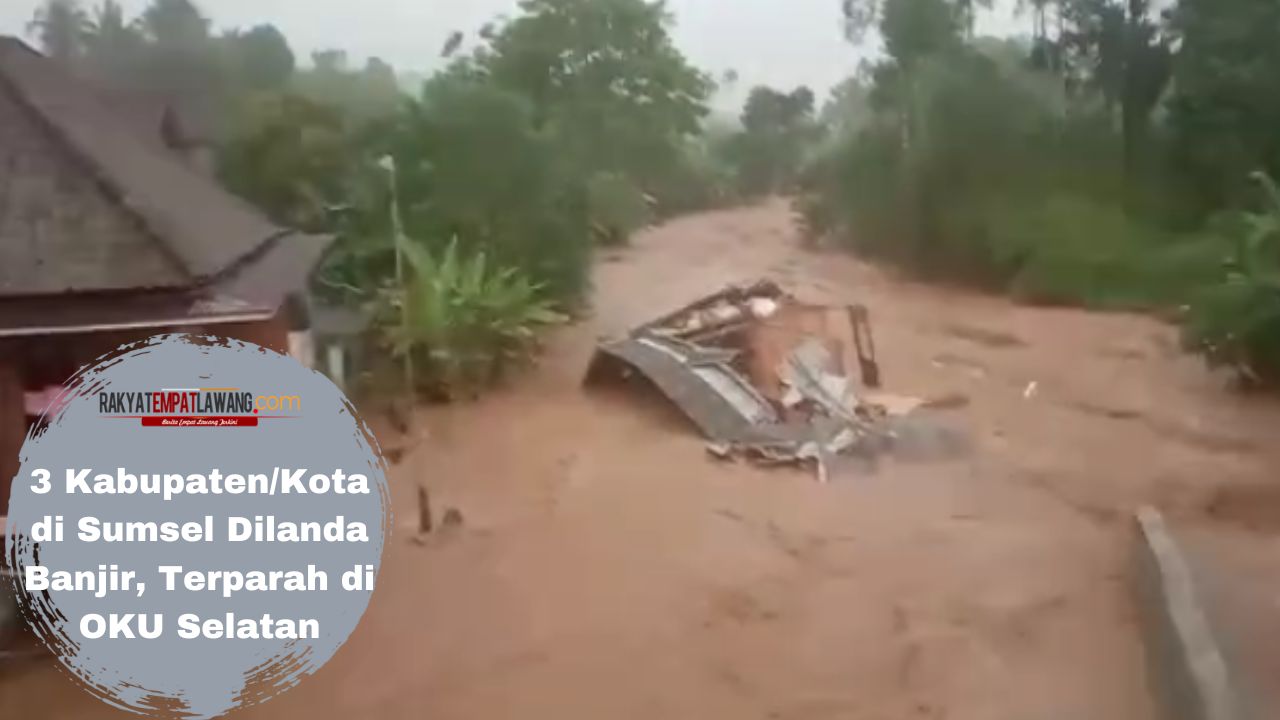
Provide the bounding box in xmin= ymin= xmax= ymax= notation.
xmin=5 ymin=200 xmax=1280 ymax=719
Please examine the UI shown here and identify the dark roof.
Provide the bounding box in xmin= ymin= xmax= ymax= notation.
xmin=0 ymin=51 xmax=189 ymax=295
xmin=0 ymin=37 xmax=295 ymax=297
xmin=88 ymin=85 xmax=171 ymax=149
xmin=0 ymin=37 xmax=334 ymax=336
xmin=82 ymin=82 xmax=220 ymax=151
xmin=0 ymin=233 xmax=333 ymax=337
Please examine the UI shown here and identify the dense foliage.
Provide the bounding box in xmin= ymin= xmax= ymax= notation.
xmin=1166 ymin=0 xmax=1280 ymax=212
xmin=29 ymin=0 xmax=1280 ymax=388
xmin=26 ymin=0 xmax=722 ymax=397
xmin=725 ymin=86 xmax=820 ymax=196
xmin=804 ymin=0 xmax=1280 ymax=384
xmin=217 ymin=93 xmax=349 ymax=230
xmin=384 ymin=239 xmax=567 ymax=399
xmin=479 ymin=0 xmax=713 ymax=192
xmin=1183 ymin=175 xmax=1280 ymax=386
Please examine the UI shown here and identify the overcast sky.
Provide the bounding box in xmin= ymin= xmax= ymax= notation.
xmin=1 ymin=0 xmax=1027 ymax=108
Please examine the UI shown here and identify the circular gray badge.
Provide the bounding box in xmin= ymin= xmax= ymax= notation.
xmin=4 ymin=335 xmax=390 ymax=718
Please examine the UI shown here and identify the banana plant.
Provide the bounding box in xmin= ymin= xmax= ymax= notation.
xmin=384 ymin=238 xmax=566 ymax=397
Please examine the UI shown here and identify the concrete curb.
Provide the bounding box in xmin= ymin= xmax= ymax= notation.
xmin=1134 ymin=507 xmax=1244 ymax=720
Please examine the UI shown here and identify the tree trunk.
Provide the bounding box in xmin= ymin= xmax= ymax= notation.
xmin=1121 ymin=0 xmax=1147 ymax=189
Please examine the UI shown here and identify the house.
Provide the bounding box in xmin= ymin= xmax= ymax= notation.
xmin=0 ymin=37 xmax=334 ymax=516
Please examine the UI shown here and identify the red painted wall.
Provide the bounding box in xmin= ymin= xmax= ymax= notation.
xmin=0 ymin=312 xmax=290 ymax=517
xmin=0 ymin=360 xmax=24 ymax=517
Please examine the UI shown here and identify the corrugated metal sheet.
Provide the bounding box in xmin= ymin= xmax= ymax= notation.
xmin=589 ymin=334 xmax=795 ymax=444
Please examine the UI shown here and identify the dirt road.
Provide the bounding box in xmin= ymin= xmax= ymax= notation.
xmin=6 ymin=200 xmax=1280 ymax=719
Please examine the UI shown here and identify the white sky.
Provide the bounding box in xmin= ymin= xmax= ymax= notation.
xmin=1 ymin=0 xmax=1029 ymax=109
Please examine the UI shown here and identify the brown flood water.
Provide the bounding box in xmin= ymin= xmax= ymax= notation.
xmin=5 ymin=199 xmax=1280 ymax=719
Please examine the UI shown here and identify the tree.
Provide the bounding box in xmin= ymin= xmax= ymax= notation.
xmin=821 ymin=76 xmax=873 ymax=137
xmin=742 ymin=86 xmax=815 ymax=134
xmin=1116 ymin=0 xmax=1170 ymax=177
xmin=842 ymin=0 xmax=881 ymax=43
xmin=440 ymin=31 xmax=464 ymax=58
xmin=360 ymin=72 xmax=593 ymax=301
xmin=361 ymin=58 xmax=400 ymax=103
xmin=134 ymin=0 xmax=220 ymax=98
xmin=223 ymin=24 xmax=295 ymax=91
xmin=844 ymin=0 xmax=986 ymax=45
xmin=27 ymin=0 xmax=90 ymax=63
xmin=83 ymin=0 xmax=143 ymax=79
xmin=311 ymin=49 xmax=347 ymax=74
xmin=842 ymin=0 xmax=964 ymax=130
xmin=477 ymin=0 xmax=712 ymax=186
xmin=1167 ymin=0 xmax=1280 ymax=209
xmin=1055 ymin=0 xmax=1169 ymax=179
xmin=952 ymin=0 xmax=992 ymax=38
xmin=138 ymin=0 xmax=208 ymax=47
xmin=218 ymin=92 xmax=351 ymax=229
xmin=730 ymin=85 xmax=820 ymax=194
xmin=293 ymin=50 xmax=403 ymax=123
xmin=881 ymin=0 xmax=961 ymax=71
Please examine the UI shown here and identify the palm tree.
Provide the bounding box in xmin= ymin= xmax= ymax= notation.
xmin=27 ymin=0 xmax=91 ymax=63
xmin=131 ymin=0 xmax=216 ymax=99
xmin=138 ymin=0 xmax=209 ymax=48
xmin=87 ymin=0 xmax=132 ymax=45
xmin=84 ymin=0 xmax=143 ymax=79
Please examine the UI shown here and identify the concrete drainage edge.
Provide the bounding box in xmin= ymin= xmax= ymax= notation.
xmin=1134 ymin=506 xmax=1244 ymax=720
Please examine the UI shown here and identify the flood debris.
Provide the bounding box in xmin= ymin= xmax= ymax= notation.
xmin=411 ymin=487 xmax=466 ymax=546
xmin=585 ymin=279 xmax=965 ymax=481
xmin=417 ymin=485 xmax=434 ymax=535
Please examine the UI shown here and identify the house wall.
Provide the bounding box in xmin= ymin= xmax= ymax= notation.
xmin=217 ymin=312 xmax=290 ymax=355
xmin=0 ymin=357 xmax=25 ymax=517
xmin=0 ymin=312 xmax=291 ymax=517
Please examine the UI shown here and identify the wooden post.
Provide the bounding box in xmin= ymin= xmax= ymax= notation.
xmin=417 ymin=485 xmax=433 ymax=535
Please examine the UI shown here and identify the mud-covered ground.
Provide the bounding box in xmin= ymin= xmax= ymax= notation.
xmin=6 ymin=200 xmax=1280 ymax=719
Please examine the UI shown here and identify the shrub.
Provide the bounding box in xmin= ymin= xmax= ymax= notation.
xmin=1184 ymin=277 xmax=1280 ymax=386
xmin=989 ymin=197 xmax=1159 ymax=306
xmin=1183 ymin=174 xmax=1280 ymax=385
